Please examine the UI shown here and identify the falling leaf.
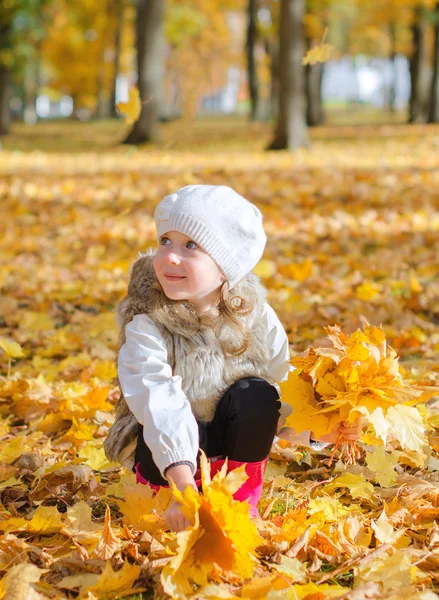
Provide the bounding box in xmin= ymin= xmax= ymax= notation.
xmin=116 ymin=87 xmax=141 ymax=125
xmin=303 ymin=43 xmax=334 ymax=65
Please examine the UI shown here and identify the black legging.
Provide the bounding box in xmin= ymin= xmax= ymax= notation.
xmin=134 ymin=377 xmax=281 ymax=486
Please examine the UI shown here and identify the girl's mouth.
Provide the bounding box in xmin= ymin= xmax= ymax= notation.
xmin=163 ymin=274 xmax=186 ymax=281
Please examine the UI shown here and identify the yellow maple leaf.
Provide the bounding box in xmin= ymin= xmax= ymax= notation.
xmin=37 ymin=412 xmax=71 ymax=435
xmin=307 ymin=496 xmax=354 ymax=522
xmin=0 ymin=505 xmax=65 ymax=534
xmin=323 ymin=473 xmax=374 ymax=500
xmin=241 ymin=573 xmax=295 ymax=597
xmin=116 ymin=87 xmax=141 ymax=125
xmin=366 ymin=446 xmax=398 ymax=487
xmin=20 ymin=311 xmax=55 ymax=332
xmin=371 ymin=509 xmax=405 ymax=545
xmin=93 ymin=360 xmax=117 ymax=382
xmin=289 ymin=258 xmax=314 ymax=281
xmin=346 ymin=331 xmax=371 ymax=362
xmin=80 ymin=559 xmax=141 ymax=599
xmin=0 ymin=420 xmax=10 ymax=438
xmin=78 ymin=443 xmax=118 ymax=471
xmin=161 ymin=451 xmax=261 ymax=598
xmin=0 ymin=437 xmax=32 ymax=464
xmin=61 ymin=500 xmax=102 ymax=545
xmin=386 ymin=404 xmax=426 ymax=453
xmin=303 ymin=43 xmax=334 ymax=65
xmin=354 ymin=547 xmax=412 ymax=590
xmin=117 ymin=482 xmax=173 ymax=534
xmin=0 ymin=337 xmax=25 ymax=359
xmin=26 ymin=505 xmax=65 ymax=534
xmin=270 ymin=555 xmax=307 ymax=583
xmin=279 ymin=369 xmax=332 ymax=439
xmin=105 ymin=471 xmax=136 ymax=498
xmin=0 ymin=516 xmax=27 ymax=534
xmin=253 ymin=259 xmax=277 ymax=279
xmin=355 ymin=281 xmax=381 ymax=301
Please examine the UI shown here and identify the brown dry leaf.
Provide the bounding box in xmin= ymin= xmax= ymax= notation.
xmin=93 ymin=505 xmax=120 ymax=559
xmin=0 ymin=563 xmax=45 ymax=599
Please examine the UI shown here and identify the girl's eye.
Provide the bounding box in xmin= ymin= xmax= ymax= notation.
xmin=160 ymin=237 xmax=171 ymax=245
xmin=186 ymin=241 xmax=198 ymax=250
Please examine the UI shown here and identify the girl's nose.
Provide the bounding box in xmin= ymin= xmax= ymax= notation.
xmin=166 ymin=252 xmax=180 ymax=265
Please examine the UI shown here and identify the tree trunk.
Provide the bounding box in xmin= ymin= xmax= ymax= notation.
xmin=23 ymin=50 xmax=41 ymax=125
xmin=428 ymin=2 xmax=439 ymax=122
xmin=95 ymin=0 xmax=113 ymax=119
xmin=264 ymin=39 xmax=279 ymax=121
xmin=124 ymin=0 xmax=164 ymax=144
xmin=409 ymin=6 xmax=428 ymax=123
xmin=305 ymin=38 xmax=324 ymax=126
xmin=0 ymin=65 xmax=11 ymax=135
xmin=111 ymin=0 xmax=123 ymax=118
xmin=388 ymin=22 xmax=397 ymax=112
xmin=267 ymin=0 xmax=308 ymax=150
xmin=247 ymin=0 xmax=260 ymax=121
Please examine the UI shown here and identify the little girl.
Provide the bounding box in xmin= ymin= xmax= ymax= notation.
xmin=104 ymin=185 xmax=361 ymax=532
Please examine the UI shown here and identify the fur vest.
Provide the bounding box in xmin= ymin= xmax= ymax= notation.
xmin=104 ymin=249 xmax=270 ymax=469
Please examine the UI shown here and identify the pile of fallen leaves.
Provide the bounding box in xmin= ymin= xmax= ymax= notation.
xmin=0 ymin=125 xmax=438 ymax=599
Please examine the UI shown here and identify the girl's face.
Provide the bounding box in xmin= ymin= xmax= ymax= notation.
xmin=153 ymin=230 xmax=226 ymax=313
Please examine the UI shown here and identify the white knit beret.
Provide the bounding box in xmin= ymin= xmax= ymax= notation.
xmin=154 ymin=185 xmax=267 ymax=289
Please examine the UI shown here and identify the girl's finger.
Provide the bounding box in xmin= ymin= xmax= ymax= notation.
xmin=340 ymin=424 xmax=361 ymax=432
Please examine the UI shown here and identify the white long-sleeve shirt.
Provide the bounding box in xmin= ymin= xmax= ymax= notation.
xmin=117 ymin=303 xmax=293 ymax=478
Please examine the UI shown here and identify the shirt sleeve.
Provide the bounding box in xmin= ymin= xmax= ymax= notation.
xmin=117 ymin=314 xmax=199 ymax=479
xmin=259 ymin=302 xmax=295 ymax=387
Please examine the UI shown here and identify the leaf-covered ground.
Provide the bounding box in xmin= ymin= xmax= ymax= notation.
xmin=0 ymin=121 xmax=438 ymax=599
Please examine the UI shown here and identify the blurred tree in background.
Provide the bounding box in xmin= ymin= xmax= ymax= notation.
xmin=1 ymin=0 xmax=439 ymax=148
xmin=0 ymin=0 xmax=49 ymax=133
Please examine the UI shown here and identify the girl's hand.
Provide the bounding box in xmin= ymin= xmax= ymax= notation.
xmin=165 ymin=500 xmax=191 ymax=533
xmin=277 ymin=426 xmax=312 ymax=447
xmin=318 ymin=418 xmax=363 ymax=445
xmin=164 ymin=463 xmax=198 ymax=533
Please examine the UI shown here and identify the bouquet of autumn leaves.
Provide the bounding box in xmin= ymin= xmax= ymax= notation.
xmin=280 ymin=322 xmax=439 ymax=463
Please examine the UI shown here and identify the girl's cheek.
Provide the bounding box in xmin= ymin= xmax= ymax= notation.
xmin=152 ymin=254 xmax=161 ymax=275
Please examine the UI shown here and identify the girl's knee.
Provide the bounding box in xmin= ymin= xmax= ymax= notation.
xmin=227 ymin=377 xmax=281 ymax=418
